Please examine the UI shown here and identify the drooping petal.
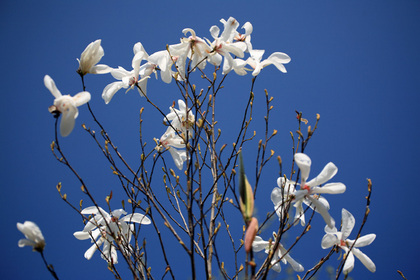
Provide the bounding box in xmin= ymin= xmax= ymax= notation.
xmin=84 ymin=238 xmax=104 ymax=260
xmin=343 ymin=249 xmax=355 ymax=274
xmin=282 ymin=250 xmax=304 ymax=272
xmin=294 ymin=153 xmax=311 ymax=183
xmin=307 ymin=196 xmax=335 ymax=228
xmin=306 ymin=162 xmax=338 ymax=187
xmin=264 ymin=52 xmax=291 ymax=73
xmin=44 ymin=75 xmax=62 ymax=98
xmin=352 ymin=247 xmax=376 ymax=272
xmin=341 ymin=208 xmax=355 ymax=240
xmin=60 ymin=105 xmax=77 ymax=137
xmin=168 ymin=147 xmax=187 ymax=170
xmin=18 ymin=239 xmax=37 ymax=248
xmin=102 ymin=81 xmax=125 ymax=104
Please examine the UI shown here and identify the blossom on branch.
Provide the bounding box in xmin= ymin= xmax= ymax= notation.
xmin=73 ymin=206 xmax=151 ymax=264
xmin=246 ymin=49 xmax=291 ymax=76
xmin=44 ymin=75 xmax=91 ymax=137
xmin=77 ymin=39 xmax=111 ymax=76
xmin=321 ymin=208 xmax=376 ymax=273
xmin=271 ymin=153 xmax=346 ymax=229
xmin=253 ymin=232 xmax=304 ymax=273
xmin=17 ymin=221 xmax=46 ymax=252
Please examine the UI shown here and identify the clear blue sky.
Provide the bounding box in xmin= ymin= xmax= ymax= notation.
xmin=2 ymin=0 xmax=419 ymax=279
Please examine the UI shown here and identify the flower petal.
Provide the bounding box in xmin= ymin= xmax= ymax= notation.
xmin=347 ymin=233 xmax=376 ymax=248
xmin=311 ymin=182 xmax=346 ymax=194
xmin=352 ymin=247 xmax=376 ymax=272
xmin=321 ymin=233 xmax=339 ymax=249
xmin=102 ymin=81 xmax=124 ymax=104
xmin=294 ymin=153 xmax=311 ymax=182
xmin=307 ymin=196 xmax=335 ymax=228
xmin=73 ymin=91 xmax=91 ymax=107
xmin=60 ymin=106 xmax=77 ymax=137
xmin=306 ymin=162 xmax=338 ymax=187
xmin=343 ymin=249 xmax=355 ymax=274
xmin=120 ymin=213 xmax=151 ymax=225
xmin=341 ymin=208 xmax=355 ymax=240
xmin=44 ymin=75 xmax=62 ymax=98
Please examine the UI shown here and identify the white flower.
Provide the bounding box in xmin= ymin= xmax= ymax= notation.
xmin=246 ymin=49 xmax=291 ymax=76
xmin=253 ymin=232 xmax=304 ymax=273
xmin=206 ymin=17 xmax=247 ymax=75
xmin=102 ymin=42 xmax=150 ymax=104
xmin=73 ymin=206 xmax=151 ymax=264
xmin=77 ymin=39 xmax=111 ymax=75
xmin=233 ymin=21 xmax=253 ymax=52
xmin=271 ymin=153 xmax=346 ymax=228
xmin=157 ymin=100 xmax=195 ymax=170
xmin=17 ymin=221 xmax=46 ymax=252
xmin=321 ymin=209 xmax=376 ymax=273
xmin=44 ymin=75 xmax=91 ymax=137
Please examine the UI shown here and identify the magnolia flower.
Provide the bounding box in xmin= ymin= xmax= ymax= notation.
xmin=44 ymin=75 xmax=91 ymax=137
xmin=321 ymin=209 xmax=376 ymax=273
xmin=271 ymin=153 xmax=346 ymax=228
xmin=163 ymin=100 xmax=195 ymax=135
xmin=246 ymin=49 xmax=291 ymax=76
xmin=74 ymin=206 xmax=151 ymax=264
xmin=102 ymin=42 xmax=150 ymax=104
xmin=158 ymin=126 xmax=188 ymax=170
xmin=77 ymin=39 xmax=111 ymax=75
xmin=233 ymin=21 xmax=253 ymax=52
xmin=253 ymin=232 xmax=304 ymax=273
xmin=207 ymin=17 xmax=247 ymax=74
xmin=17 ymin=221 xmax=46 ymax=252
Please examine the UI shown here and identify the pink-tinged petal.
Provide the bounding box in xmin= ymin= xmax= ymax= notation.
xmin=347 ymin=234 xmax=376 ymax=248
xmin=312 ymin=183 xmax=346 ymax=194
xmin=294 ymin=153 xmax=311 ymax=182
xmin=120 ymin=213 xmax=151 ymax=225
xmin=306 ymin=162 xmax=338 ymax=187
xmin=220 ymin=17 xmax=239 ymax=42
xmin=44 ymin=75 xmax=62 ymax=98
xmin=343 ymin=249 xmax=355 ymax=274
xmin=102 ymin=81 xmax=124 ymax=104
xmin=73 ymin=91 xmax=91 ymax=107
xmin=352 ymin=247 xmax=376 ymax=272
xmin=307 ymin=196 xmax=335 ymax=228
xmin=321 ymin=233 xmax=339 ymax=249
xmin=244 ymin=217 xmax=258 ymax=253
xmin=341 ymin=208 xmax=355 ymax=240
xmin=90 ymin=64 xmax=112 ymax=74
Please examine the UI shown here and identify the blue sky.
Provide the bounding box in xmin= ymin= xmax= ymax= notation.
xmin=2 ymin=0 xmax=420 ymax=279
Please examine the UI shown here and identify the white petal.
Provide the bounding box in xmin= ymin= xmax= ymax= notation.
xmin=348 ymin=234 xmax=376 ymax=248
xmin=321 ymin=233 xmax=339 ymax=249
xmin=306 ymin=162 xmax=338 ymax=187
xmin=343 ymin=250 xmax=355 ymax=274
xmin=18 ymin=239 xmax=36 ymax=248
xmin=73 ymin=231 xmax=91 ymax=240
xmin=120 ymin=213 xmax=151 ymax=225
xmin=60 ymin=106 xmax=77 ymax=137
xmin=90 ymin=64 xmax=112 ymax=74
xmin=294 ymin=153 xmax=311 ymax=182
xmin=44 ymin=75 xmax=62 ymax=98
xmin=352 ymin=247 xmax=376 ymax=272
xmin=102 ymin=81 xmax=124 ymax=104
xmin=341 ymin=208 xmax=355 ymax=240
xmin=84 ymin=238 xmax=103 ymax=260
xmin=311 ymin=183 xmax=346 ymax=194
xmin=252 ymin=236 xmax=268 ymax=252
xmin=307 ymin=196 xmax=335 ymax=228
xmin=73 ymin=91 xmax=91 ymax=107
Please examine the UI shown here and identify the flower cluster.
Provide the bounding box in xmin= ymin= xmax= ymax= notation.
xmin=73 ymin=206 xmax=151 ymax=264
